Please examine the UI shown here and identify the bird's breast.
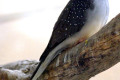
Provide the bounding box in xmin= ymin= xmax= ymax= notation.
xmin=77 ymin=0 xmax=109 ymax=38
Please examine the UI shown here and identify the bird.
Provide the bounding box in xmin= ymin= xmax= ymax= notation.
xmin=31 ymin=0 xmax=109 ymax=79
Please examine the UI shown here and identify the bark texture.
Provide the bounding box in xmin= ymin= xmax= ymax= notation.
xmin=0 ymin=14 xmax=120 ymax=80
xmin=0 ymin=60 xmax=38 ymax=80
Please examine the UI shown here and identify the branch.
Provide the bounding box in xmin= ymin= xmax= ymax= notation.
xmin=0 ymin=13 xmax=120 ymax=80
xmin=39 ymin=13 xmax=120 ymax=80
xmin=0 ymin=60 xmax=38 ymax=80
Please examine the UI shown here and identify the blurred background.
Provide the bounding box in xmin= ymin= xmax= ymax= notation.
xmin=0 ymin=0 xmax=120 ymax=80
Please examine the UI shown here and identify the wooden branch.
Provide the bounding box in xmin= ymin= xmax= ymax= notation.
xmin=39 ymin=14 xmax=120 ymax=80
xmin=0 ymin=60 xmax=39 ymax=80
xmin=0 ymin=13 xmax=120 ymax=80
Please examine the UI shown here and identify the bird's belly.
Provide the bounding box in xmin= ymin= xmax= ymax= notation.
xmin=68 ymin=0 xmax=109 ymax=45
xmin=77 ymin=0 xmax=109 ymax=38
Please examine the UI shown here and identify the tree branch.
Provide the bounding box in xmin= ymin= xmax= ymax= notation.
xmin=39 ymin=13 xmax=120 ymax=80
xmin=0 ymin=13 xmax=120 ymax=80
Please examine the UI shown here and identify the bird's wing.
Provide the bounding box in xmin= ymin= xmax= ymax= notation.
xmin=40 ymin=0 xmax=94 ymax=62
xmin=31 ymin=0 xmax=94 ymax=79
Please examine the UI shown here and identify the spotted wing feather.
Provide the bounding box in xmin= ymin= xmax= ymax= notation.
xmin=31 ymin=0 xmax=94 ymax=79
xmin=40 ymin=0 xmax=94 ymax=62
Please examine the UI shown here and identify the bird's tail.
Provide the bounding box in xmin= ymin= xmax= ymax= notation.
xmin=31 ymin=45 xmax=68 ymax=80
xmin=30 ymin=61 xmax=42 ymax=80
